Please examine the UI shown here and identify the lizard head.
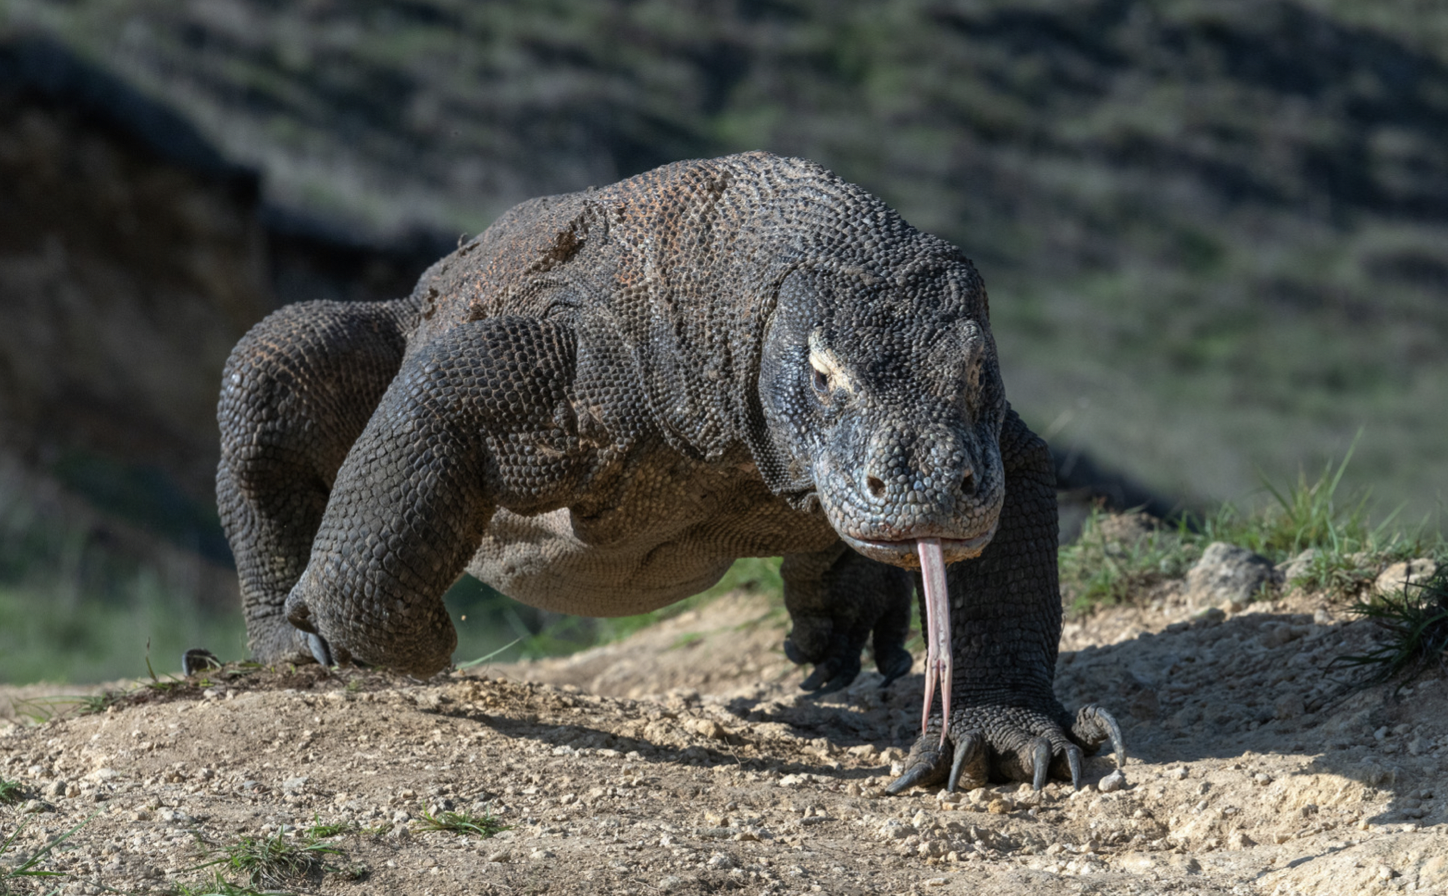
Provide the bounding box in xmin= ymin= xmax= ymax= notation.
xmin=758 ymin=252 xmax=1006 ymax=569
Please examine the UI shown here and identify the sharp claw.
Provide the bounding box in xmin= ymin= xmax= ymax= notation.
xmin=1076 ymin=704 xmax=1128 ymax=768
xmin=809 ymin=665 xmax=858 ymax=696
xmin=1068 ymin=745 xmax=1083 ymax=790
xmin=805 ymin=660 xmax=845 ymax=694
xmin=306 ymin=632 xmax=334 ymax=668
xmin=947 ymin=733 xmax=980 ymax=793
xmin=1030 ymin=737 xmax=1052 ymax=791
xmin=917 ymin=538 xmax=952 ymax=747
xmin=1104 ymin=712 xmax=1127 ymax=768
xmin=886 ymin=761 xmax=936 ymax=796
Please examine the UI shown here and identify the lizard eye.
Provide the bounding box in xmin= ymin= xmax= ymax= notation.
xmin=811 ymin=367 xmax=830 ymax=398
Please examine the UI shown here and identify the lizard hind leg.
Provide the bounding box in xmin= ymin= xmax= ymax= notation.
xmin=782 ymin=546 xmax=913 ymax=695
xmin=217 ymin=298 xmax=418 ymax=666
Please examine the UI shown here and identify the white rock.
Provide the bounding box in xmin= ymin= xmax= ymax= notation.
xmin=1098 ymin=769 xmax=1127 ymax=793
xmin=1375 ymin=559 xmax=1439 ymax=597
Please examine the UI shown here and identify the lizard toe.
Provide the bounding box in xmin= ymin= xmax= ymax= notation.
xmin=1072 ymin=703 xmax=1127 ymax=767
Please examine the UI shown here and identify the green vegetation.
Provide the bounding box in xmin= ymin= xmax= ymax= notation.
xmin=1059 ymin=512 xmax=1200 ymax=613
xmin=1337 ymin=568 xmax=1448 ymax=687
xmin=414 ymin=807 xmax=510 ymax=839
xmin=0 ymin=779 xmax=22 ymax=805
xmin=1062 ymin=452 xmax=1445 ymax=614
xmin=0 ymin=576 xmax=245 ymax=685
xmin=185 ymin=825 xmax=356 ymax=893
xmin=0 ymin=476 xmax=247 ymax=685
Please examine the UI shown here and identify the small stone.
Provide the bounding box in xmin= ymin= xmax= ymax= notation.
xmin=1098 ymin=770 xmax=1127 ymax=793
xmin=1171 ymin=766 xmax=1189 ymax=780
xmin=1188 ymin=542 xmax=1278 ymax=609
xmin=1375 ymin=559 xmax=1438 ymax=597
xmin=987 ymin=799 xmax=1012 ymax=815
xmin=706 ymin=852 xmax=736 ymax=869
xmin=1227 ymin=830 xmax=1256 ymax=849
xmin=690 ymin=719 xmax=726 ymax=740
xmin=486 ymin=849 xmax=511 ymax=863
xmin=530 ymin=848 xmax=555 ymax=860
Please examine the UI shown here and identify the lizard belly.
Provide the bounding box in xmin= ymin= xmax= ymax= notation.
xmin=466 ymin=455 xmax=840 ymax=616
xmin=465 ymin=508 xmax=736 ymax=616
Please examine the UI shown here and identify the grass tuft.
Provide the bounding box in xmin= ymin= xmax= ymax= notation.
xmin=414 ymin=807 xmax=510 ymax=838
xmin=1059 ymin=510 xmax=1198 ymax=613
xmin=0 ymin=779 xmax=23 ymax=805
xmin=187 ymin=826 xmax=347 ymax=891
xmin=1199 ymin=444 xmax=1374 ymax=561
xmin=1335 ymin=568 xmax=1448 ymax=688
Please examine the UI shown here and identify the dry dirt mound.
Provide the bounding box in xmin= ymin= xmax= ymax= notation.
xmin=2 ymin=588 xmax=1445 ymax=895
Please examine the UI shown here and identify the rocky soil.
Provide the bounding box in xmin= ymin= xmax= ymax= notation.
xmin=2 ymin=579 xmax=1446 ymax=895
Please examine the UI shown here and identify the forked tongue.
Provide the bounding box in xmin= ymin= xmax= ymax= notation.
xmin=917 ymin=537 xmax=951 ymax=747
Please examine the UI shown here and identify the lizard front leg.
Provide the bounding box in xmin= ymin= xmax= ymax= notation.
xmin=888 ymin=412 xmax=1124 ymax=794
xmin=217 ymin=298 xmax=417 ymax=666
xmin=283 ymin=316 xmax=595 ymax=676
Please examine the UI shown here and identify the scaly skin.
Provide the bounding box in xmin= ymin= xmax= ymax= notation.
xmin=216 ymin=152 xmax=1121 ymax=792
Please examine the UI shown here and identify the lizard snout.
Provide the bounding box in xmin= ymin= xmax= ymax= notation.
xmin=857 ymin=423 xmax=979 ymax=512
xmin=819 ymin=417 xmax=1004 ymax=568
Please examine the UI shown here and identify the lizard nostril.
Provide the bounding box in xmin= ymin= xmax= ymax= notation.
xmin=866 ymin=475 xmax=887 ymax=499
xmin=960 ymin=469 xmax=976 ymax=496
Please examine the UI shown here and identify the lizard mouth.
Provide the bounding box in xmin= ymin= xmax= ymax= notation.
xmin=838 ymin=522 xmax=998 ymax=568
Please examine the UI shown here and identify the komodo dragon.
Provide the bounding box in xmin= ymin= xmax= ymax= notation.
xmin=216 ymin=151 xmax=1122 ymax=793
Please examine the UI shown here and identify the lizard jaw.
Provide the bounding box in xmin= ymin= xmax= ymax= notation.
xmin=836 ymin=521 xmax=996 ymax=568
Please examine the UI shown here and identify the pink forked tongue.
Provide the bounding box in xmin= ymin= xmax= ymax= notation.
xmin=918 ymin=537 xmax=951 ymax=747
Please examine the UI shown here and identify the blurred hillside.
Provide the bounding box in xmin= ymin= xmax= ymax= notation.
xmin=5 ymin=0 xmax=1444 ymax=520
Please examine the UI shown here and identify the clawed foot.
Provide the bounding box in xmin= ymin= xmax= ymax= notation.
xmin=785 ymin=631 xmax=912 ymax=695
xmin=886 ymin=703 xmax=1125 ymax=795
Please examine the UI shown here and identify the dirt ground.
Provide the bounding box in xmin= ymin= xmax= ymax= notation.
xmin=2 ymin=581 xmax=1446 ymax=896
